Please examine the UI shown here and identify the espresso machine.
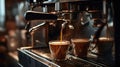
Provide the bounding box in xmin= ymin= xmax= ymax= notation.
xmin=18 ymin=0 xmax=114 ymax=67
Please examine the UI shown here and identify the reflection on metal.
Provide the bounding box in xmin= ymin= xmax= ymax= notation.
xmin=18 ymin=48 xmax=106 ymax=67
xmin=68 ymin=54 xmax=106 ymax=67
xmin=20 ymin=46 xmax=33 ymax=50
xmin=59 ymin=0 xmax=88 ymax=3
xmin=43 ymin=0 xmax=88 ymax=4
xmin=29 ymin=22 xmax=46 ymax=32
xmin=23 ymin=49 xmax=60 ymax=67
xmin=8 ymin=51 xmax=18 ymax=61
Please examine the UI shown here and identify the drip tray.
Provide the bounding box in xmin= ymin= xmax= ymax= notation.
xmin=19 ymin=47 xmax=107 ymax=67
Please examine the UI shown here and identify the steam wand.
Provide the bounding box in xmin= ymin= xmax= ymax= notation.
xmin=29 ymin=22 xmax=46 ymax=47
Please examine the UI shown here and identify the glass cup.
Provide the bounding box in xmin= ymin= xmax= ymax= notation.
xmin=49 ymin=40 xmax=70 ymax=61
xmin=71 ymin=39 xmax=89 ymax=58
xmin=97 ymin=37 xmax=113 ymax=58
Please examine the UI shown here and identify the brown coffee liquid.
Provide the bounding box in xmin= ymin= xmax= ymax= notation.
xmin=72 ymin=39 xmax=89 ymax=57
xmin=60 ymin=28 xmax=63 ymax=42
xmin=49 ymin=41 xmax=69 ymax=61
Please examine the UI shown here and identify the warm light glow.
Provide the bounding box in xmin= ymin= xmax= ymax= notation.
xmin=34 ymin=0 xmax=36 ymax=2
xmin=11 ymin=43 xmax=16 ymax=47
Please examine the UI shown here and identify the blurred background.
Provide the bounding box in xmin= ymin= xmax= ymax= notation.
xmin=0 ymin=0 xmax=25 ymax=50
xmin=0 ymin=0 xmax=27 ymax=67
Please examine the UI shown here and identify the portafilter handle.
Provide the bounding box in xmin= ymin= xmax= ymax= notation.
xmin=24 ymin=11 xmax=58 ymax=21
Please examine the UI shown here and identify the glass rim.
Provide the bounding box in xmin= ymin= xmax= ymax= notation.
xmin=71 ymin=38 xmax=89 ymax=42
xmin=49 ymin=40 xmax=70 ymax=44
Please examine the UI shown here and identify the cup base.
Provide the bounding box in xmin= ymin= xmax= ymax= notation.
xmin=52 ymin=58 xmax=67 ymax=61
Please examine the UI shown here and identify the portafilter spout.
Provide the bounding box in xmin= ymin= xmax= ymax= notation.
xmin=61 ymin=19 xmax=74 ymax=30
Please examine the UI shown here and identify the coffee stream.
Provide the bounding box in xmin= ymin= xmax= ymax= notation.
xmin=60 ymin=28 xmax=63 ymax=42
xmin=51 ymin=26 xmax=68 ymax=61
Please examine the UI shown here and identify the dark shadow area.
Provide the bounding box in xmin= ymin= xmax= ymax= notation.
xmin=0 ymin=53 xmax=19 ymax=67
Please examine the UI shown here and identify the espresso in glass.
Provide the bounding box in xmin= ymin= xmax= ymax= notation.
xmin=71 ymin=39 xmax=89 ymax=57
xmin=49 ymin=41 xmax=70 ymax=61
xmin=98 ymin=37 xmax=113 ymax=57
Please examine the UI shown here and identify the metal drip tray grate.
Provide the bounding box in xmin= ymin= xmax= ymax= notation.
xmin=20 ymin=48 xmax=107 ymax=67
